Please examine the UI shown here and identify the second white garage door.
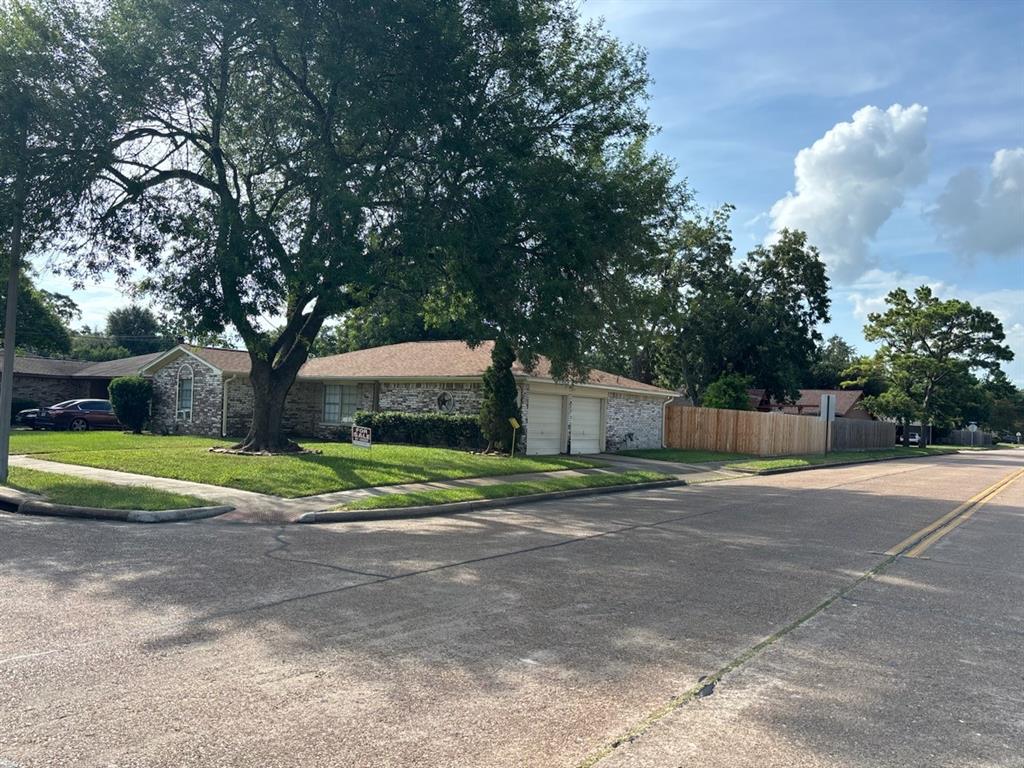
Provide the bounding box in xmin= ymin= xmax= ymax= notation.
xmin=526 ymin=394 xmax=565 ymax=455
xmin=570 ymin=397 xmax=603 ymax=454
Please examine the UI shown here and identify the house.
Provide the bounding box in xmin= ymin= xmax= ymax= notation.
xmin=138 ymin=340 xmax=676 ymax=455
xmin=748 ymin=388 xmax=874 ymax=419
xmin=0 ymin=350 xmax=164 ymax=408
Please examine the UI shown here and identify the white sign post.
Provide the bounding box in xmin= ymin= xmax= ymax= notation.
xmin=820 ymin=394 xmax=837 ymax=453
xmin=351 ymin=425 xmax=372 ymax=449
xmin=967 ymin=421 xmax=978 ymax=447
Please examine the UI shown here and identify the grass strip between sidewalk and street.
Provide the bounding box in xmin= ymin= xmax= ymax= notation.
xmin=4 ymin=467 xmax=210 ymax=511
xmin=338 ymin=470 xmax=671 ymax=511
xmin=724 ymin=445 xmax=969 ymax=472
xmin=618 ymin=448 xmax=755 ymax=463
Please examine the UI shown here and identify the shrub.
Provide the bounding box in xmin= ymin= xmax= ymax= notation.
xmin=353 ymin=411 xmax=484 ymax=450
xmin=108 ymin=376 xmax=153 ymax=434
xmin=701 ymin=372 xmax=754 ymax=410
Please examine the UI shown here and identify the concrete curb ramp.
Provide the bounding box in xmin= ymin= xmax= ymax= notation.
xmin=12 ymin=495 xmax=233 ymax=523
xmin=298 ymin=478 xmax=687 ymax=524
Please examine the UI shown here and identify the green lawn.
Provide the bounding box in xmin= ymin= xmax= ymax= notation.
xmin=10 ymin=432 xmax=604 ymax=497
xmin=340 ymin=470 xmax=670 ymax=511
xmin=725 ymin=445 xmax=964 ymax=472
xmin=618 ymin=448 xmax=755 ymax=464
xmin=5 ymin=467 xmax=208 ymax=511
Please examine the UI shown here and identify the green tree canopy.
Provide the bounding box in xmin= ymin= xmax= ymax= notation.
xmin=71 ymin=0 xmax=686 ymax=451
xmin=0 ymin=271 xmax=76 ymax=355
xmin=105 ymin=304 xmax=171 ymax=355
xmin=860 ymin=286 xmax=1014 ymax=443
xmin=654 ymin=207 xmax=830 ymax=404
xmin=806 ymin=335 xmax=859 ymax=389
xmin=701 ymin=372 xmax=753 ymax=410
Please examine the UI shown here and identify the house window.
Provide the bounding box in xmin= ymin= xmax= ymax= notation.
xmin=176 ymin=365 xmax=194 ymax=421
xmin=324 ymin=384 xmax=359 ymax=424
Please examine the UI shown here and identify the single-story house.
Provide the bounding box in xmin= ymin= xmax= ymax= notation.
xmin=138 ymin=340 xmax=675 ymax=455
xmin=0 ymin=349 xmax=163 ymax=407
xmin=749 ymin=388 xmax=874 ymax=419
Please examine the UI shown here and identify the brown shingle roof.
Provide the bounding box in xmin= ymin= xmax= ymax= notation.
xmin=184 ymin=346 xmax=252 ymax=375
xmin=76 ymin=352 xmax=166 ymax=378
xmin=301 ymin=340 xmax=673 ymax=394
xmin=0 ymin=352 xmax=91 ymax=377
xmin=771 ymin=389 xmax=865 ymax=417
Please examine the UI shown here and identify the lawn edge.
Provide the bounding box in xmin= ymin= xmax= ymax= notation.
xmin=726 ymin=448 xmax=975 ymax=476
xmin=14 ymin=498 xmax=234 ymax=523
xmin=297 ymin=478 xmax=686 ymax=524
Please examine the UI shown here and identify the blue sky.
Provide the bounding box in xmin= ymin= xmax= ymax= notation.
xmin=35 ymin=0 xmax=1024 ymax=381
xmin=581 ymin=0 xmax=1024 ymax=382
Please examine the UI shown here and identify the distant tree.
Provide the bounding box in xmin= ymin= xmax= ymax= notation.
xmin=806 ymin=335 xmax=859 ymax=389
xmin=861 ymin=286 xmax=1013 ymax=445
xmin=478 ymin=339 xmax=522 ymax=453
xmin=701 ymin=372 xmax=753 ymax=410
xmin=71 ymin=328 xmax=132 ymax=361
xmin=105 ymin=305 xmax=170 ymax=356
xmin=0 ymin=272 xmax=76 ymax=355
xmin=108 ymin=376 xmax=152 ymax=434
xmin=655 ymin=208 xmax=830 ymax=403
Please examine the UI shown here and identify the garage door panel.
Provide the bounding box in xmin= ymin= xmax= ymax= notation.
xmin=526 ymin=394 xmax=564 ymax=455
xmin=570 ymin=397 xmax=602 ymax=454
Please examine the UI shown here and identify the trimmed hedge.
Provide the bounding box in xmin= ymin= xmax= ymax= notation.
xmin=109 ymin=376 xmax=153 ymax=434
xmin=353 ymin=410 xmax=485 ymax=450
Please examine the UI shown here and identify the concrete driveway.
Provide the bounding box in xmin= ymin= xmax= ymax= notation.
xmin=1 ymin=449 xmax=1021 ymax=767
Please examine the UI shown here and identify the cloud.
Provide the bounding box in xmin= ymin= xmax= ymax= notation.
xmin=768 ymin=104 xmax=929 ymax=283
xmin=930 ymin=147 xmax=1024 ymax=258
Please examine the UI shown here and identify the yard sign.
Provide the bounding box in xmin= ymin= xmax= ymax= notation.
xmin=351 ymin=425 xmax=372 ymax=449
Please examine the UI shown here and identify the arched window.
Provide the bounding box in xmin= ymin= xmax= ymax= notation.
xmin=176 ymin=364 xmax=194 ymax=421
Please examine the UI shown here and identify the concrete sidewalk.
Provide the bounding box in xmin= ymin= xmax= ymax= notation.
xmin=10 ymin=455 xmax=638 ymax=525
xmin=592 ymin=452 xmax=748 ymax=483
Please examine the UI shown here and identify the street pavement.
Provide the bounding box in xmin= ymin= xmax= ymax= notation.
xmin=1 ymin=449 xmax=1021 ymax=767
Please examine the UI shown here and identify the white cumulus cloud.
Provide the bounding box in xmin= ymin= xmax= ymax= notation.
xmin=768 ymin=104 xmax=929 ymax=283
xmin=930 ymin=147 xmax=1024 ymax=257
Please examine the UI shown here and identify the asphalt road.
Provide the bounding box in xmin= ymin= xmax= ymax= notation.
xmin=1 ymin=449 xmax=1021 ymax=768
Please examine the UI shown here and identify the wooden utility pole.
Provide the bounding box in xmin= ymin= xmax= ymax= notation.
xmin=0 ymin=127 xmax=27 ymax=483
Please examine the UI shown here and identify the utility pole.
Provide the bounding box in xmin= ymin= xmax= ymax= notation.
xmin=0 ymin=126 xmax=27 ymax=483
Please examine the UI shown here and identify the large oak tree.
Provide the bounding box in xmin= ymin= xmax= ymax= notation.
xmin=75 ymin=0 xmax=685 ymax=451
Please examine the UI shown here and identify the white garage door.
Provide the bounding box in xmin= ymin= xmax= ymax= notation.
xmin=570 ymin=397 xmax=603 ymax=454
xmin=526 ymin=394 xmax=564 ymax=455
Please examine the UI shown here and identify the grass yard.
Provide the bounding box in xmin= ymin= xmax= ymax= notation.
xmin=340 ymin=470 xmax=670 ymax=510
xmin=618 ymin=448 xmax=754 ymax=464
xmin=10 ymin=432 xmax=604 ymax=497
xmin=5 ymin=467 xmax=208 ymax=511
xmin=725 ymin=445 xmax=964 ymax=472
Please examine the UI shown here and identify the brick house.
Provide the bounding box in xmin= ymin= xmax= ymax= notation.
xmin=0 ymin=350 xmax=163 ymax=408
xmin=748 ymin=388 xmax=875 ymax=419
xmin=139 ymin=340 xmax=675 ymax=455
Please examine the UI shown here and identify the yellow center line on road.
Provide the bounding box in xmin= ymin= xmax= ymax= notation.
xmin=884 ymin=466 xmax=1024 ymax=558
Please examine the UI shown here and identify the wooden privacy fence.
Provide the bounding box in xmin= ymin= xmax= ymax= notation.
xmin=664 ymin=405 xmax=827 ymax=456
xmin=664 ymin=405 xmax=897 ymax=456
xmin=830 ymin=418 xmax=895 ymax=451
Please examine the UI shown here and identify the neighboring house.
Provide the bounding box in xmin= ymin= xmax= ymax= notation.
xmin=748 ymin=388 xmax=874 ymax=419
xmin=139 ymin=340 xmax=675 ymax=455
xmin=0 ymin=350 xmax=163 ymax=407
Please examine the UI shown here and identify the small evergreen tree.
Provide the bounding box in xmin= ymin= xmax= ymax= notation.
xmin=108 ymin=376 xmax=153 ymax=434
xmin=479 ymin=339 xmax=522 ymax=453
xmin=701 ymin=373 xmax=753 ymax=410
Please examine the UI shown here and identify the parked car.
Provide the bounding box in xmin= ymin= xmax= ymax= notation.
xmin=895 ymin=431 xmax=920 ymax=446
xmin=14 ymin=407 xmax=43 ymax=429
xmin=35 ymin=399 xmax=121 ymax=431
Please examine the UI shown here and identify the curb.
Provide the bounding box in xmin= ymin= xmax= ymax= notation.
xmin=297 ymin=478 xmax=687 ymax=524
xmin=15 ymin=499 xmax=234 ymax=523
xmin=726 ymin=449 xmax=970 ymax=476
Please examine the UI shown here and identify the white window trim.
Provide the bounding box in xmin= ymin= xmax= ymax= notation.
xmin=176 ymin=364 xmax=194 ymax=422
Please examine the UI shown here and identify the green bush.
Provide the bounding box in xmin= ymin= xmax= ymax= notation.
xmin=108 ymin=376 xmax=153 ymax=434
xmin=11 ymin=397 xmax=38 ymax=424
xmin=353 ymin=411 xmax=484 ymax=450
xmin=701 ymin=372 xmax=754 ymax=410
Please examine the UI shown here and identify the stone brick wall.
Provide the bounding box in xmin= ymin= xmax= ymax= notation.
xmin=9 ymin=374 xmax=91 ymax=407
xmin=150 ymin=357 xmax=223 ymax=437
xmin=605 ymin=392 xmax=664 ymax=451
xmin=377 ymin=381 xmax=483 ymax=415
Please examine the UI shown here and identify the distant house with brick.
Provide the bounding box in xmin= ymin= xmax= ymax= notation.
xmin=748 ymin=388 xmax=874 ymax=420
xmin=138 ymin=340 xmax=675 ymax=455
xmin=0 ymin=350 xmax=162 ymax=408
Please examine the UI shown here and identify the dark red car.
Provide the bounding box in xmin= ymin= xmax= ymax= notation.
xmin=35 ymin=399 xmax=122 ymax=431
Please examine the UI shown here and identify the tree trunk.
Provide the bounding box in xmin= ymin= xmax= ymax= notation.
xmin=234 ymin=358 xmax=303 ymax=453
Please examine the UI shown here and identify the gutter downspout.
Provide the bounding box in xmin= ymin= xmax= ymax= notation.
xmin=662 ymin=396 xmax=673 ymax=448
xmin=222 ymin=375 xmax=236 ymax=438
